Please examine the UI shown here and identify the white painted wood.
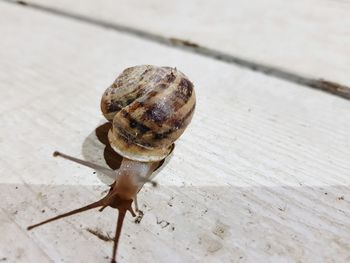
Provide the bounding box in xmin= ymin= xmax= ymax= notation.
xmin=0 ymin=2 xmax=350 ymax=263
xmin=13 ymin=0 xmax=350 ymax=86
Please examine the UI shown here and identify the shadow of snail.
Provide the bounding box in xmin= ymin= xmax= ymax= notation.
xmin=26 ymin=65 xmax=196 ymax=263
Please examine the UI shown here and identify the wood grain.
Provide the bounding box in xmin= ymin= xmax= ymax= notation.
xmin=9 ymin=0 xmax=350 ymax=88
xmin=0 ymin=2 xmax=349 ymax=263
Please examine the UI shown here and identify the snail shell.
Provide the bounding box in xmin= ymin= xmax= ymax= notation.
xmin=101 ymin=65 xmax=196 ymax=162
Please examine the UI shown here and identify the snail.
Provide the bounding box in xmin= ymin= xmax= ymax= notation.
xmin=27 ymin=65 xmax=196 ymax=263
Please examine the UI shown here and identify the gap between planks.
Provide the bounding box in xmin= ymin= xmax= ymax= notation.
xmin=4 ymin=0 xmax=350 ymax=100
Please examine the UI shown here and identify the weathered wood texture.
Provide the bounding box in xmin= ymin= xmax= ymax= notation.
xmin=0 ymin=2 xmax=350 ymax=263
xmin=11 ymin=0 xmax=350 ymax=87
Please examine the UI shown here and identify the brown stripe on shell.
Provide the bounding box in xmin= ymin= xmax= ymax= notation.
xmin=114 ymin=122 xmax=153 ymax=148
xmin=140 ymin=77 xmax=194 ymax=127
xmin=113 ymin=123 xmax=134 ymax=145
xmin=142 ymin=90 xmax=159 ymax=101
xmin=107 ymin=102 xmax=122 ymax=113
xmin=107 ymin=86 xmax=146 ymax=114
xmin=175 ymin=78 xmax=193 ymax=103
xmin=164 ymin=78 xmax=193 ymax=112
xmin=112 ymin=66 xmax=151 ymax=89
xmin=120 ymin=109 xmax=151 ymax=135
xmin=143 ymin=103 xmax=168 ymax=123
xmin=127 ymin=101 xmax=144 ymax=112
xmin=101 ymin=66 xmax=155 ymax=119
xmin=153 ymin=102 xmax=195 ymax=141
xmin=139 ymin=68 xmax=153 ymax=81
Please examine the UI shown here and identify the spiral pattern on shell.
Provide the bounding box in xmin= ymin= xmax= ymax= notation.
xmin=101 ymin=65 xmax=196 ymax=162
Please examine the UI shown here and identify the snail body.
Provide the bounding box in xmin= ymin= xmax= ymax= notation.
xmin=27 ymin=65 xmax=196 ymax=263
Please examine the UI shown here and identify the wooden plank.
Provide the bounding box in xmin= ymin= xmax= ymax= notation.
xmin=1 ymin=2 xmax=350 ymax=263
xmin=0 ymin=209 xmax=51 ymax=262
xmin=9 ymin=0 xmax=350 ymax=88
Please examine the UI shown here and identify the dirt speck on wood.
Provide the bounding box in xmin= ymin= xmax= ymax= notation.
xmin=169 ymin=37 xmax=199 ymax=48
xmin=86 ymin=228 xmax=113 ymax=242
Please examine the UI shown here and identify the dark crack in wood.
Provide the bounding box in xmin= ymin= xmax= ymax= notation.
xmin=4 ymin=0 xmax=350 ymax=100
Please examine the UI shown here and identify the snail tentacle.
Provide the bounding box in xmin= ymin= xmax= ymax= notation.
xmin=53 ymin=151 xmax=116 ymax=178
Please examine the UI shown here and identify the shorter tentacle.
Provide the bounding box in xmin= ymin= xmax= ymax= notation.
xmin=53 ymin=151 xmax=116 ymax=178
xmin=134 ymin=195 xmax=139 ymax=211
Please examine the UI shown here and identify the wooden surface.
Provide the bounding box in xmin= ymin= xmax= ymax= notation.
xmin=1 ymin=1 xmax=350 ymax=263
xmin=10 ymin=0 xmax=350 ymax=87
